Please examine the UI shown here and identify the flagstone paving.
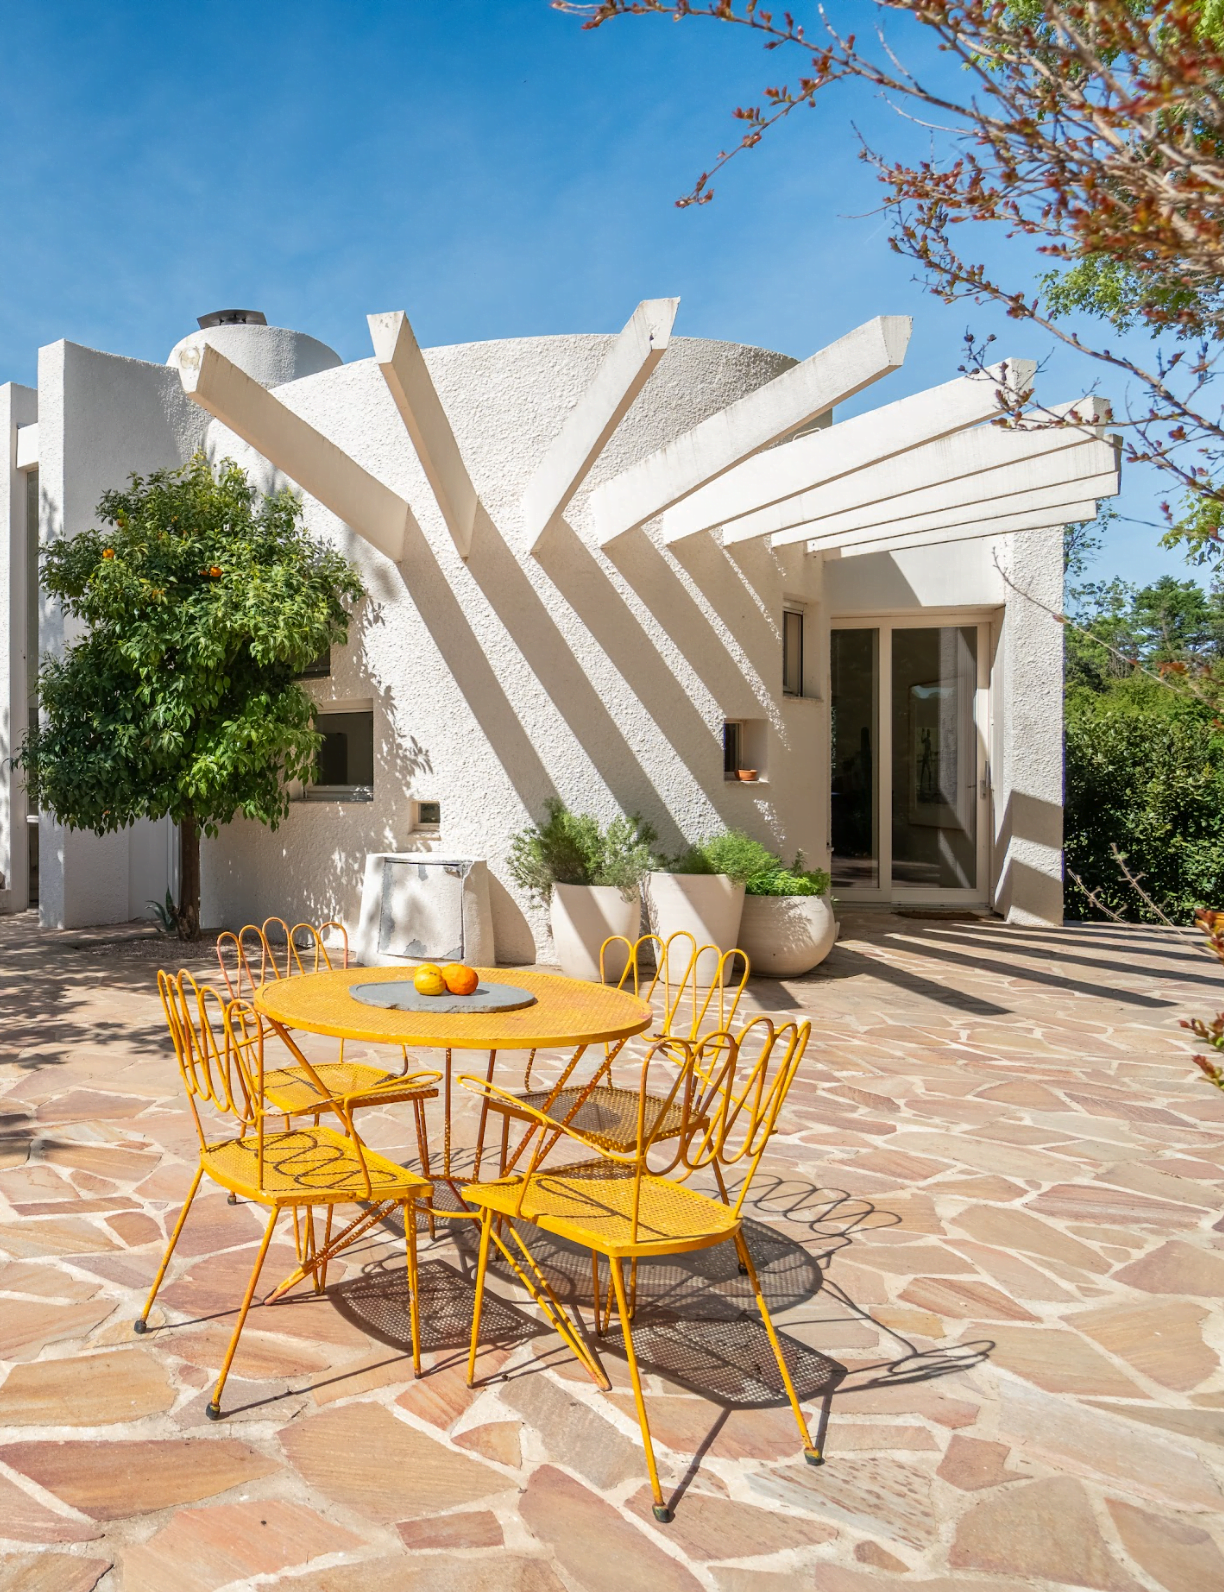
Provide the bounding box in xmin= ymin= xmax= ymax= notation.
xmin=1 ymin=908 xmax=1222 ymax=1590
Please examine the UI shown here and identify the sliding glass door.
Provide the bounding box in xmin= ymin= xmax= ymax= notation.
xmin=831 ymin=620 xmax=990 ymax=902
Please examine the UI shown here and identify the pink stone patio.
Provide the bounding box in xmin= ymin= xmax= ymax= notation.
xmin=1 ymin=909 xmax=1222 ymax=1591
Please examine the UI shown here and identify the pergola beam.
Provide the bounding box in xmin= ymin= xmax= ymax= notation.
xmin=178 ymin=343 xmax=409 ymax=563
xmin=832 ymin=501 xmax=1100 ymax=559
xmin=746 ymin=401 xmax=1115 ymax=546
xmin=522 ymin=297 xmax=678 ymax=551
xmin=674 ymin=359 xmax=1036 ymax=548
xmin=369 ymin=310 xmax=479 ymax=560
xmin=592 ymin=314 xmax=912 ymax=547
xmin=782 ymin=443 xmax=1119 ymax=548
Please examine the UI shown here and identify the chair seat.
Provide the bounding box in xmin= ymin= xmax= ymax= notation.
xmin=489 ymin=1084 xmax=694 ymax=1153
xmin=262 ymin=1061 xmax=439 ymax=1115
xmin=461 ymin=1158 xmax=737 ymax=1258
xmin=203 ymin=1126 xmax=431 ymax=1206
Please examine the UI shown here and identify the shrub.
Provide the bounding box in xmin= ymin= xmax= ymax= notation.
xmin=746 ymin=863 xmax=831 ymax=897
xmin=1065 ymin=677 xmax=1224 ymax=922
xmin=667 ymin=830 xmax=830 ymax=894
xmin=667 ymin=830 xmax=780 ymax=885
xmin=507 ymin=800 xmax=658 ymax=902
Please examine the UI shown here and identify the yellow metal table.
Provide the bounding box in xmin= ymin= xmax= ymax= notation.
xmin=253 ymin=964 xmax=653 ymax=1181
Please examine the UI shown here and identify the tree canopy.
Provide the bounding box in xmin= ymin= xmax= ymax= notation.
xmin=19 ymin=453 xmax=364 ymax=934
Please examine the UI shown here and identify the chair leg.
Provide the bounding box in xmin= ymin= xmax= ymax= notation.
xmin=135 ymin=1165 xmax=204 ymax=1331
xmin=207 ymin=1207 xmax=280 ymax=1421
xmin=413 ymin=1099 xmax=436 ymax=1241
xmin=734 ymin=1230 xmax=821 ymax=1465
xmin=609 ymin=1255 xmax=670 ymax=1522
xmin=316 ymin=1206 xmax=335 ymax=1294
xmin=404 ymin=1198 xmax=422 ymax=1377
xmin=466 ymin=1208 xmax=494 ymax=1387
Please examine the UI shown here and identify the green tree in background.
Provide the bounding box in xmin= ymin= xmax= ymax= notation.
xmin=1063 ymin=524 xmax=1224 ymax=919
xmin=17 ymin=454 xmax=364 ymax=938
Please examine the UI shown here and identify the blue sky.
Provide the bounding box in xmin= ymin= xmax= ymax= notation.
xmin=0 ymin=0 xmax=1186 ymax=587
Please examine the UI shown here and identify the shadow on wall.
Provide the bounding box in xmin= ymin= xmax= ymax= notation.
xmin=993 ymin=788 xmax=1064 ymax=926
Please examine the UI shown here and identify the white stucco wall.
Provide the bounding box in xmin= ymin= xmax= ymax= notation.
xmin=993 ymin=525 xmax=1065 ymax=925
xmin=6 ymin=316 xmax=1068 ymax=943
xmin=166 ymin=323 xmax=342 ymax=390
xmin=196 ymin=333 xmax=834 ymax=959
xmin=35 ymin=341 xmax=211 ymax=928
xmin=1 ymin=382 xmax=37 ymax=911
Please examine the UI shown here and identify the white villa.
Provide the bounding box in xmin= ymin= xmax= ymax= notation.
xmin=0 ymin=305 xmax=1119 ymax=957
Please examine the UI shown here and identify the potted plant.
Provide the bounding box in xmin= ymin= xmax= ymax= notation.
xmin=647 ymin=831 xmax=779 ymax=983
xmin=736 ymin=856 xmax=836 ymax=978
xmin=508 ymin=800 xmax=657 ymax=980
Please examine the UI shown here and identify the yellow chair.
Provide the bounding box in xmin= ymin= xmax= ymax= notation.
xmin=136 ymin=971 xmax=436 ymax=1416
xmin=459 ymin=1015 xmax=818 ymax=1522
xmin=216 ymin=916 xmax=348 ymax=996
xmin=216 ymin=918 xmax=438 ymax=1182
xmin=477 ymin=932 xmax=749 ymax=1173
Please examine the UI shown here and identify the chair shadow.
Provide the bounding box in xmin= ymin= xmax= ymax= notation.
xmin=368 ymin=1176 xmax=995 ymax=1415
xmin=332 ymin=1256 xmax=539 ymax=1354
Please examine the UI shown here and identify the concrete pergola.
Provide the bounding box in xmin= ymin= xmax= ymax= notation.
xmin=175 ymin=303 xmax=1119 ymax=571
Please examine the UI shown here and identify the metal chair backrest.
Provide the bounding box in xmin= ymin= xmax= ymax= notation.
xmin=600 ymin=931 xmax=749 ymax=1042
xmin=676 ymin=1015 xmax=811 ymax=1215
xmin=158 ymin=969 xmax=259 ymax=1149
xmin=158 ymin=968 xmax=380 ymax=1198
xmin=216 ymin=918 xmax=349 ymax=996
xmin=462 ymin=1013 xmax=808 ymax=1244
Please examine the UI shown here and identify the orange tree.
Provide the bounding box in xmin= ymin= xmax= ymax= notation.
xmin=561 ymin=1 xmax=1224 ymax=559
xmin=17 ymin=454 xmax=363 ymax=938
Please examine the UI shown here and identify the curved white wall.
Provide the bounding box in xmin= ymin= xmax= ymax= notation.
xmin=198 ymin=331 xmax=830 ymax=961
xmin=167 ymin=324 xmax=342 ymax=390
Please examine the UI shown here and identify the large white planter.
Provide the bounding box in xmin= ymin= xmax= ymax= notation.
xmin=737 ymin=893 xmax=837 ymax=979
xmin=646 ymin=872 xmax=745 ymax=984
xmin=549 ymin=883 xmax=640 ymax=982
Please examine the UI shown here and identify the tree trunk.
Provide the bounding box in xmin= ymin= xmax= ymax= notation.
xmin=177 ymin=813 xmax=201 ymax=940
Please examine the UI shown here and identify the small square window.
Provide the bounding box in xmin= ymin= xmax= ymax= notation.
xmin=298 ymin=646 xmax=332 ymax=680
xmin=308 ymin=710 xmax=373 ymax=801
xmin=723 ymin=721 xmax=742 ymax=776
xmin=782 ymin=609 xmax=804 ymax=697
xmin=416 ymin=800 xmax=441 ymax=828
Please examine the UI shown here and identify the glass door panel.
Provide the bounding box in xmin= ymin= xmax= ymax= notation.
xmin=890 ymin=626 xmax=978 ymax=890
xmin=830 ymin=628 xmax=879 ymax=890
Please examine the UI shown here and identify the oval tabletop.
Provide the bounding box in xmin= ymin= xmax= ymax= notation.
xmin=253 ymin=965 xmax=653 ymax=1051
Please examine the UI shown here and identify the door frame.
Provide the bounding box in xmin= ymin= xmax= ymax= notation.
xmin=830 ymin=611 xmax=998 ymax=907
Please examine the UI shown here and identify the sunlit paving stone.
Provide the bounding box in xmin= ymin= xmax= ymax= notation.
xmin=0 ymin=910 xmax=1222 ymax=1587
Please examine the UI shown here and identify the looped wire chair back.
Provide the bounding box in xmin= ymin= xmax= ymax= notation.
xmin=216 ymin=918 xmax=349 ymax=997
xmin=599 ymin=931 xmax=749 ymax=1043
xmin=675 ymin=1016 xmax=811 ymax=1210
xmin=158 ymin=969 xmax=259 ymax=1143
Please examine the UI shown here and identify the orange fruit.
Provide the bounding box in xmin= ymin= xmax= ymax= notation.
xmin=413 ymin=964 xmax=446 ymax=997
xmin=442 ymin=963 xmax=478 ymax=996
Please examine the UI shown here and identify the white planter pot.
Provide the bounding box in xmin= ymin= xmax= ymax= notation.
xmin=737 ymin=893 xmax=837 ymax=979
xmin=646 ymin=872 xmax=745 ymax=985
xmin=549 ymin=883 xmax=640 ymax=982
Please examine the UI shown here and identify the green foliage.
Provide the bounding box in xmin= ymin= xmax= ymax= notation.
xmin=1065 ymin=676 xmax=1224 ymax=923
xmin=1066 ymin=573 xmax=1224 ymax=692
xmin=745 ymin=861 xmax=831 ymax=898
xmin=17 ymin=453 xmax=364 ymax=839
xmin=668 ymin=829 xmax=778 ymax=885
xmin=507 ymin=800 xmax=658 ymax=901
xmin=147 ymin=890 xmax=177 ymax=935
